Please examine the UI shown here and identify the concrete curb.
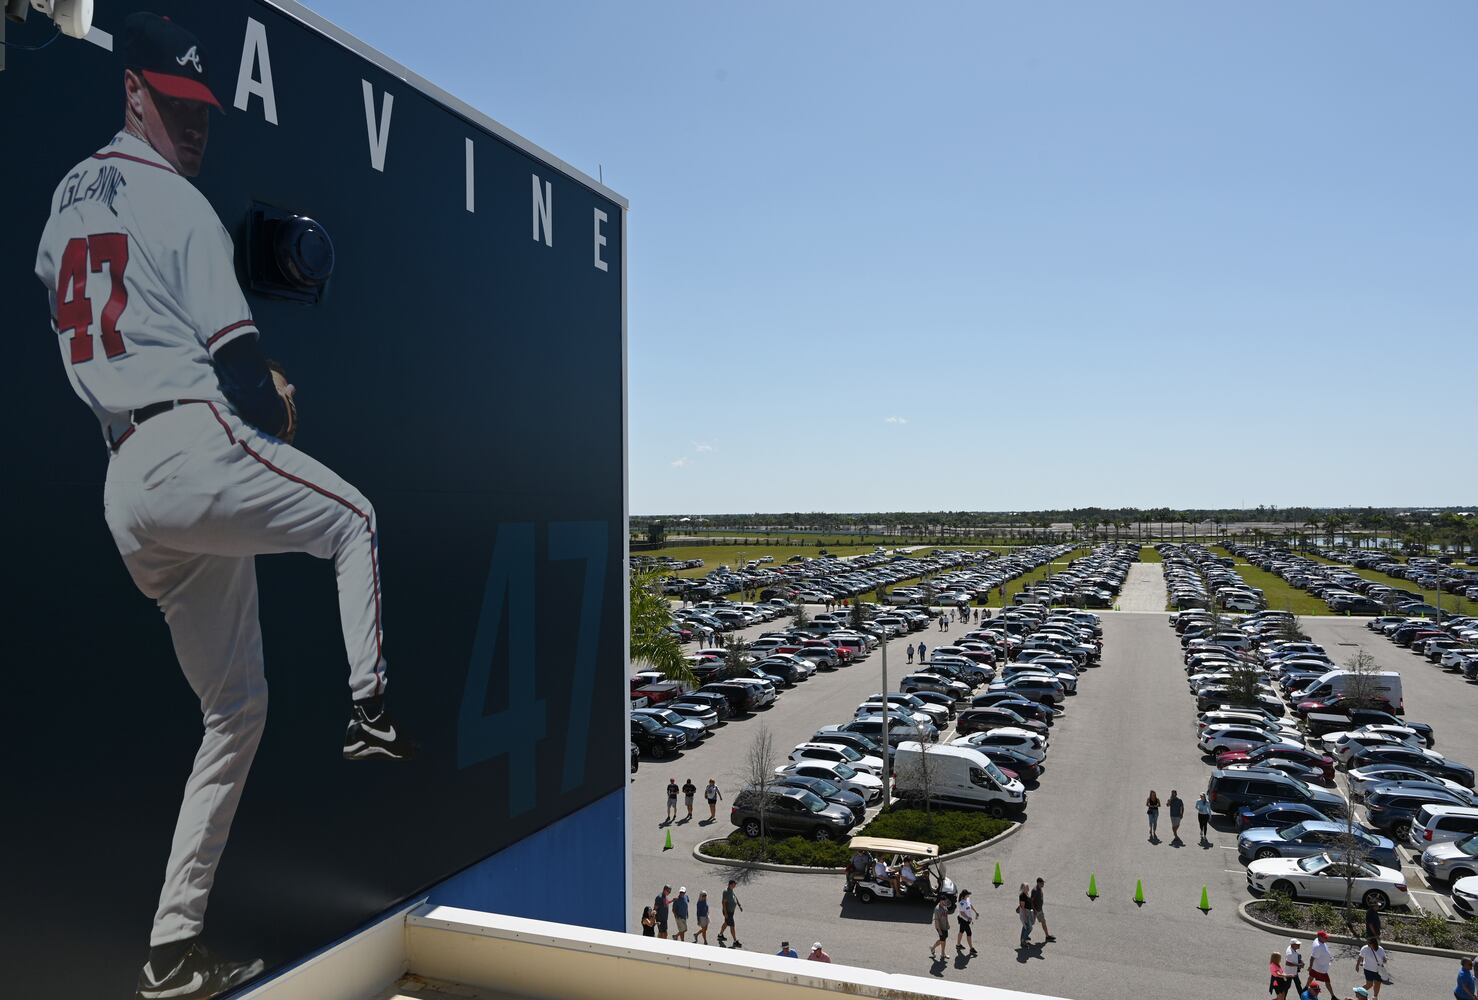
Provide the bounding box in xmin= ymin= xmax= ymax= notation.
xmin=691 ymin=821 xmax=1022 ymax=874
xmin=1236 ymin=900 xmax=1475 ymax=959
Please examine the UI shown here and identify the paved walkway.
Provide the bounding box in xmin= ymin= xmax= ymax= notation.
xmin=1116 ymin=563 xmax=1167 ymax=612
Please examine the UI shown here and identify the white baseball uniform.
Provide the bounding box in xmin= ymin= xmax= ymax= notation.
xmin=35 ymin=130 xmax=387 ymax=947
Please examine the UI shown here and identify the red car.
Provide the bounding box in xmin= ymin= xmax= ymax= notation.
xmin=1213 ymin=744 xmax=1335 ymax=782
xmin=1295 ymin=694 xmax=1396 ymax=719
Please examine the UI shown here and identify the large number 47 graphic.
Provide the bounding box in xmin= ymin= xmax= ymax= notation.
xmin=458 ymin=522 xmax=609 ymax=818
xmin=55 ymin=234 xmax=131 ymax=364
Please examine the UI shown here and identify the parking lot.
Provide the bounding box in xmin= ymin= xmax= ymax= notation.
xmin=630 ymin=595 xmax=1476 ymax=1000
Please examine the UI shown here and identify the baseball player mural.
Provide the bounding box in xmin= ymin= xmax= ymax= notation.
xmin=32 ymin=13 xmax=415 ymax=1000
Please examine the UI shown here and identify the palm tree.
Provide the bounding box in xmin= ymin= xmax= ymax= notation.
xmin=629 ymin=569 xmax=695 ymax=684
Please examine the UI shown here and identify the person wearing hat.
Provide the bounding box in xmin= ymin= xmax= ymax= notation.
xmin=808 ymin=942 xmax=832 ymax=963
xmin=36 ymin=9 xmax=413 ymax=1000
xmin=1309 ymin=929 xmax=1334 ymax=995
xmin=1352 ymin=988 xmax=1370 ymax=999
xmin=776 ymin=941 xmax=799 ymax=958
xmin=672 ymin=888 xmax=690 ymax=942
xmin=1299 ymin=982 xmax=1322 ymax=1000
xmin=1283 ymin=939 xmax=1306 ymax=996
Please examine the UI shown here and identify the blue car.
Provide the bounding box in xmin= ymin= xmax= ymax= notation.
xmin=1235 ymin=801 xmax=1332 ymax=831
xmin=1238 ymin=820 xmax=1398 ymax=868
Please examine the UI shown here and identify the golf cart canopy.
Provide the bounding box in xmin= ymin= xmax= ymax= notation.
xmin=846 ymin=837 xmax=940 ymax=858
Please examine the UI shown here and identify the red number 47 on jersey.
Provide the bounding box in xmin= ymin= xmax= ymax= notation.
xmin=56 ymin=233 xmax=130 ymax=364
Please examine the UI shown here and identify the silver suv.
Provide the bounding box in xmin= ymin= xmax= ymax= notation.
xmin=1421 ymin=833 xmax=1478 ymax=885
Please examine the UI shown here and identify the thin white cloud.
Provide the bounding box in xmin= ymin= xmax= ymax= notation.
xmin=884 ymin=415 xmax=908 ymax=425
xmin=671 ymin=457 xmax=692 ymax=468
xmin=693 ymin=441 xmax=715 ymax=453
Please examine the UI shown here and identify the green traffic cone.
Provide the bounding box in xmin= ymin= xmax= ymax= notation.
xmin=1199 ymin=884 xmax=1210 ymax=913
xmin=992 ymin=862 xmax=1003 ymax=887
xmin=1087 ymin=873 xmax=1098 ymax=900
xmin=1133 ymin=878 xmax=1145 ymax=906
xmin=663 ymin=829 xmax=673 ymax=852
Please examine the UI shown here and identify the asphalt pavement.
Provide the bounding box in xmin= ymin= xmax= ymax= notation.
xmin=629 ymin=604 xmax=1471 ymax=1000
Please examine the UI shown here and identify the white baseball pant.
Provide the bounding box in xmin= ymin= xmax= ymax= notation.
xmin=103 ymin=401 xmax=386 ymax=947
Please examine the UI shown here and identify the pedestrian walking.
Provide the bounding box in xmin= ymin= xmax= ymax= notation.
xmin=704 ymin=778 xmax=722 ymax=823
xmin=1031 ymin=877 xmax=1054 ymax=941
xmin=640 ymin=906 xmax=656 ymax=937
xmin=929 ymin=897 xmax=951 ymax=960
xmin=808 ymin=942 xmax=831 ymax=963
xmin=1455 ymin=956 xmax=1476 ymax=1000
xmin=695 ymin=891 xmax=710 ymax=945
xmin=1016 ymin=884 xmax=1035 ymax=949
xmin=1269 ymin=952 xmax=1293 ymax=1000
xmin=1364 ymin=903 xmax=1382 ymax=942
xmin=672 ymin=888 xmax=690 ymax=942
xmin=906 ymin=643 xmax=915 ymax=664
xmin=654 ymin=886 xmax=671 ymax=940
xmin=1283 ymin=939 xmax=1305 ymax=996
xmin=719 ymin=879 xmax=742 ymax=948
xmin=1196 ymin=792 xmax=1212 ymax=844
xmin=666 ymin=778 xmax=679 ymax=824
xmin=1300 ymin=983 xmax=1323 ymax=1000
xmin=682 ymin=778 xmax=697 ymax=821
xmin=955 ymin=889 xmax=978 ymax=955
xmin=1146 ymin=790 xmax=1161 ymax=842
xmin=918 ymin=642 xmax=927 ymax=663
xmin=1309 ymin=930 xmax=1334 ymax=995
xmin=1356 ymin=937 xmax=1388 ymax=999
xmin=1168 ymin=790 xmax=1185 ymax=844
xmin=776 ymin=941 xmax=798 ymax=958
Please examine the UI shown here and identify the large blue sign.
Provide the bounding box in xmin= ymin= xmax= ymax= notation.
xmin=0 ymin=2 xmax=626 ymax=996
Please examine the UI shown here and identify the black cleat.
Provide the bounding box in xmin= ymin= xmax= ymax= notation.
xmin=136 ymin=943 xmax=264 ymax=1000
xmin=343 ymin=703 xmax=416 ymax=760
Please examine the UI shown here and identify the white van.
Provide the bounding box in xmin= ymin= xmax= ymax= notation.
xmin=891 ymin=742 xmax=1026 ymax=817
xmin=1298 ymin=669 xmax=1403 ymax=712
xmin=1408 ymin=804 xmax=1478 ymax=850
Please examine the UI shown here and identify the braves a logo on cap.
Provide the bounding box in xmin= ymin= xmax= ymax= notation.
xmin=176 ymin=45 xmax=203 ymax=73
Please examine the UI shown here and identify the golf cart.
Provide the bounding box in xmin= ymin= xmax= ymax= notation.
xmin=846 ymin=836 xmax=956 ymax=909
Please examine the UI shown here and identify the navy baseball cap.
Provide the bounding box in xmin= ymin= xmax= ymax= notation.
xmin=120 ymin=12 xmax=222 ymax=109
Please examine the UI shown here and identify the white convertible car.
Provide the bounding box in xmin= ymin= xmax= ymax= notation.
xmin=1246 ymin=852 xmax=1409 ymax=910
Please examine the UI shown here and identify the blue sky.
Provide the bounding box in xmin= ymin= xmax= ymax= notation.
xmin=306 ymin=1 xmax=1476 ymax=514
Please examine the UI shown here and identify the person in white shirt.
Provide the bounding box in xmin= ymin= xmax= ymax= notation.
xmin=899 ymin=861 xmax=917 ymax=889
xmin=1356 ymin=937 xmax=1388 ymax=998
xmin=873 ymin=858 xmax=890 ymax=885
xmin=954 ymin=889 xmax=978 ymax=956
xmin=1308 ymin=929 xmax=1334 ymax=995
xmin=1283 ymin=939 xmax=1306 ymax=995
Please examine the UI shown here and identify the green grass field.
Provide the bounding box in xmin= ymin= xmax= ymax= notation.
xmin=883 ymin=548 xmax=1088 ymax=609
xmin=1211 ymin=548 xmax=1331 ymax=616
xmin=1300 ymin=552 xmax=1478 ymax=618
xmin=1139 ymin=546 xmax=1163 ymax=563
xmin=635 ymin=543 xmax=888 ymax=579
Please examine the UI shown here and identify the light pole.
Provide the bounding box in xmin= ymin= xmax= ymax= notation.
xmin=880 ymin=630 xmax=891 ymax=805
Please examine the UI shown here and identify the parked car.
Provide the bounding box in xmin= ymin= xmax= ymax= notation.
xmin=1205 ymin=768 xmax=1345 ymax=818
xmin=1363 ymin=786 xmax=1472 ymax=840
xmin=1246 ymin=852 xmax=1408 ymax=909
xmin=1406 ymin=804 xmax=1478 ymax=850
xmin=630 ymin=714 xmax=686 ymax=759
xmin=730 ymin=787 xmax=856 ymax=841
xmin=789 ymin=742 xmax=884 ymax=776
xmin=1347 ymin=746 xmax=1475 ymax=789
xmin=773 ymin=773 xmax=867 ymax=822
xmin=1347 ymin=765 xmax=1472 ymax=803
xmin=1420 ymin=833 xmax=1478 ymax=886
xmin=775 ymin=761 xmax=884 ymax=804
xmin=633 ymin=707 xmax=708 ymax=743
xmin=1237 ymin=821 xmax=1398 ymax=869
xmin=1235 ymin=801 xmax=1336 ymax=832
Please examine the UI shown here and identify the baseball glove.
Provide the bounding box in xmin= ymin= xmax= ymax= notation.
xmin=266 ymin=358 xmax=298 ymax=443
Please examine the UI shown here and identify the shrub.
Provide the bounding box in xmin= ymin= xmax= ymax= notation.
xmin=702 ymin=831 xmax=849 ymax=868
xmin=856 ymin=808 xmax=1012 ymax=853
xmin=1266 ymin=890 xmax=1300 ymax=926
xmin=1306 ymin=901 xmax=1338 ymax=929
